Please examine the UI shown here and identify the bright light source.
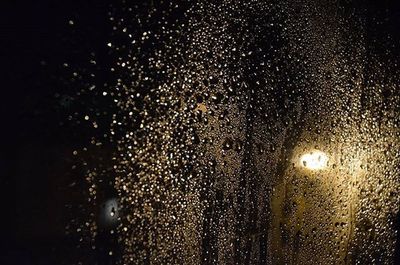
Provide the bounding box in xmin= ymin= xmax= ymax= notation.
xmin=300 ymin=150 xmax=328 ymax=170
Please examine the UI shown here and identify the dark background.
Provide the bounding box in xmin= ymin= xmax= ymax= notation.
xmin=1 ymin=0 xmax=400 ymax=264
xmin=1 ymin=1 xmax=110 ymax=264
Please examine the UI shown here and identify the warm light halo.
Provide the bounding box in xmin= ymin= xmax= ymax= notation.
xmin=299 ymin=150 xmax=329 ymax=170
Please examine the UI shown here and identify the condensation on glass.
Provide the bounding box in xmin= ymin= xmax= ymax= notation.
xmin=66 ymin=0 xmax=400 ymax=264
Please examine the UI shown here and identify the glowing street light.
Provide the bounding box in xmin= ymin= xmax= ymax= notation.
xmin=299 ymin=150 xmax=328 ymax=170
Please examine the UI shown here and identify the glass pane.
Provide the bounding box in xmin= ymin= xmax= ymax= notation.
xmin=9 ymin=1 xmax=400 ymax=264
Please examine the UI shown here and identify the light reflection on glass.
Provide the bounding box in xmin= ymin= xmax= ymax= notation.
xmin=300 ymin=150 xmax=329 ymax=170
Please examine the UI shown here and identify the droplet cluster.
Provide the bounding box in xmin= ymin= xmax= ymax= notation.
xmin=66 ymin=0 xmax=400 ymax=264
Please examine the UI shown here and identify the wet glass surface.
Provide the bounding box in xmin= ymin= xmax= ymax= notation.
xmin=4 ymin=0 xmax=400 ymax=264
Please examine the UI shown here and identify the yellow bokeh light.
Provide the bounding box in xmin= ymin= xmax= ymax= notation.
xmin=300 ymin=150 xmax=328 ymax=170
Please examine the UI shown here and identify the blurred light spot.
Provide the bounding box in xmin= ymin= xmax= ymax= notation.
xmin=300 ymin=150 xmax=328 ymax=170
xmin=100 ymin=198 xmax=119 ymax=227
